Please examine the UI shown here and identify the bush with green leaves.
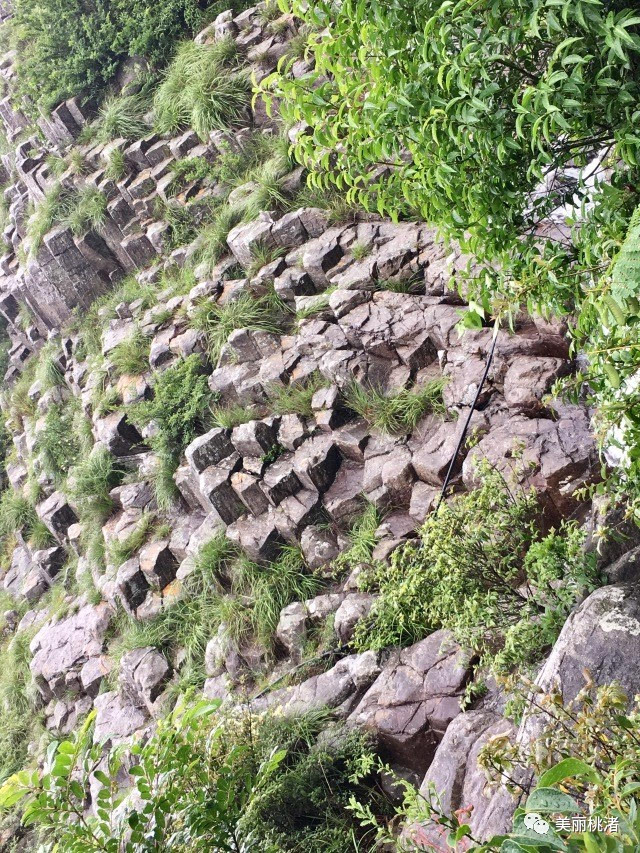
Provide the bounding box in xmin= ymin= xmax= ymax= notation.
xmin=0 ymin=700 xmax=392 ymax=852
xmin=261 ymin=0 xmax=640 ymax=517
xmin=12 ymin=0 xmax=225 ymax=112
xmin=354 ymin=460 xmax=601 ymax=675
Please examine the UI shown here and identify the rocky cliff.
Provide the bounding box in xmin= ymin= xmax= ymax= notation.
xmin=0 ymin=3 xmax=639 ymax=849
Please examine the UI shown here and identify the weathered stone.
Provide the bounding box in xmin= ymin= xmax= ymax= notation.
xmin=36 ymin=491 xmax=77 ymax=541
xmin=30 ymin=603 xmax=112 ymax=701
xmin=300 ymin=525 xmax=341 ymax=570
xmin=95 ymin=412 xmax=145 ymax=456
xmin=185 ymin=427 xmax=235 ymax=474
xmin=226 ymin=216 xmax=275 ymax=267
xmin=293 ymin=435 xmax=341 ymax=492
xmin=404 ymin=711 xmax=515 ymax=850
xmin=276 ymin=601 xmax=308 ymax=658
xmin=503 ymin=356 xmax=566 ymax=413
xmin=323 ymin=462 xmax=365 ymax=523
xmin=93 ymin=691 xmax=148 ymax=745
xmin=119 ymin=647 xmax=171 ymax=715
xmin=139 ymin=541 xmax=178 ymax=590
xmin=80 ymin=655 xmax=112 ymax=698
xmin=116 ymin=557 xmax=150 ymax=613
xmin=347 ymin=631 xmax=472 ymax=774
xmin=199 ymin=455 xmax=245 ymax=523
xmin=226 ymin=513 xmax=286 ymax=562
xmin=231 ymin=471 xmax=270 ymax=516
xmin=334 ymin=593 xmax=376 ymax=643
xmin=231 ymin=419 xmax=277 ymax=457
xmin=262 ymin=454 xmax=302 ymax=505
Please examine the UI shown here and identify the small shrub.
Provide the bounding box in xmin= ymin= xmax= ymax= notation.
xmin=154 ymin=40 xmax=250 ymax=140
xmin=127 ymin=355 xmax=211 ymax=505
xmin=345 ymin=379 xmax=446 ymax=435
xmin=167 ymin=155 xmax=215 ymax=196
xmin=354 ymin=460 xmax=601 ymax=675
xmin=268 ymin=371 xmax=329 ymax=417
xmin=109 ymin=327 xmax=150 ymax=378
xmin=0 ymin=700 xmax=391 ymax=851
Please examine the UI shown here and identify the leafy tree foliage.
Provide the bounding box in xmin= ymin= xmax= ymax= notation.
xmin=12 ymin=0 xmax=217 ymax=111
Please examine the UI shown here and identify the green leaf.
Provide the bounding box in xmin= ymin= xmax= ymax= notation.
xmin=537 ymin=758 xmax=599 ymax=788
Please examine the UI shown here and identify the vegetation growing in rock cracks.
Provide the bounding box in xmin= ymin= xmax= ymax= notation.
xmin=126 ymin=355 xmax=211 ymax=508
xmin=261 ymin=0 xmax=640 ymax=518
xmin=354 ymin=459 xmax=601 ymax=676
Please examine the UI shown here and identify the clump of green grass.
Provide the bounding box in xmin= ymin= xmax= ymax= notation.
xmin=154 ymin=39 xmax=250 ymax=140
xmin=351 ymin=241 xmax=371 ymax=261
xmin=190 ymin=291 xmax=284 ymax=363
xmin=259 ymin=0 xmax=281 ymax=23
xmin=244 ymin=242 xmax=285 ymax=278
xmin=34 ymin=341 xmax=65 ymax=391
xmin=69 ymin=149 xmax=90 ymax=176
xmin=63 ymin=187 xmax=107 ymax=236
xmin=332 ymin=503 xmax=380 ymax=575
xmin=268 ymin=371 xmax=329 ymax=417
xmin=168 ymin=155 xmax=215 ymax=197
xmin=45 ymin=153 xmax=67 ymax=178
xmin=94 ymin=93 xmax=150 ymax=143
xmin=110 ymin=327 xmax=150 ymax=378
xmin=105 ymin=148 xmax=126 ymax=182
xmin=69 ymin=446 xmax=123 ymax=527
xmin=26 ymin=183 xmax=66 ymax=253
xmin=107 ymin=512 xmax=156 ymax=567
xmin=28 ymin=519 xmax=56 ymax=550
xmin=209 ymin=402 xmax=260 ymax=429
xmin=292 ymin=184 xmax=360 ymax=224
xmin=0 ymin=624 xmax=43 ymax=782
xmin=194 ymin=205 xmax=245 ymax=274
xmin=295 ymin=286 xmax=336 ymax=322
xmin=0 ymin=490 xmax=40 ymax=543
xmin=345 ymin=378 xmax=446 ymax=434
xmin=35 ymin=400 xmax=82 ymax=484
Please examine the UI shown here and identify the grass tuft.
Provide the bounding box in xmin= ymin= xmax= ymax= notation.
xmin=94 ymin=93 xmax=150 ymax=143
xmin=189 ymin=291 xmax=284 ymax=363
xmin=345 ymin=379 xmax=446 ymax=434
xmin=268 ymin=371 xmax=329 ymax=417
xmin=154 ymin=40 xmax=250 ymax=140
xmin=110 ymin=327 xmax=150 ymax=378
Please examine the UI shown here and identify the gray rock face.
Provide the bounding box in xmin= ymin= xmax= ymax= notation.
xmin=36 ymin=491 xmax=78 ymax=541
xmin=347 ymin=631 xmax=472 ymax=774
xmin=529 ymin=582 xmax=640 ymax=706
xmin=333 ymin=593 xmax=376 ymax=644
xmin=276 ymin=601 xmax=307 ymax=659
xmin=93 ymin=691 xmax=149 ymax=745
xmin=119 ymin=647 xmax=171 ymax=715
xmin=185 ymin=427 xmax=234 ymax=474
xmin=404 ymin=711 xmax=515 ymax=848
xmin=30 ymin=602 xmax=112 ymax=701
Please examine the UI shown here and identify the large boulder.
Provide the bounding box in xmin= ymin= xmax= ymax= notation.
xmin=119 ymin=647 xmax=171 ymax=716
xmin=347 ymin=631 xmax=472 ymax=775
xmin=404 ymin=710 xmax=515 ymax=849
xmin=30 ymin=603 xmax=112 ymax=701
